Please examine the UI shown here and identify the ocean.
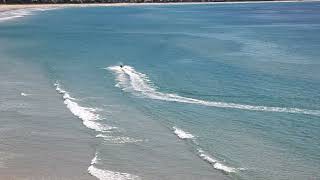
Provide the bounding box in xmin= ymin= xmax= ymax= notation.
xmin=0 ymin=2 xmax=320 ymax=180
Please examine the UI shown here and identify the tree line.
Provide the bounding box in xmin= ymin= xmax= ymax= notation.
xmin=1 ymin=0 xmax=267 ymax=4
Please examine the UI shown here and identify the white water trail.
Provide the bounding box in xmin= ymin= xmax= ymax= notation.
xmin=107 ymin=65 xmax=320 ymax=116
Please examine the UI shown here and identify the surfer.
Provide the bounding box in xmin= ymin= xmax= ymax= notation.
xmin=120 ymin=64 xmax=123 ymax=68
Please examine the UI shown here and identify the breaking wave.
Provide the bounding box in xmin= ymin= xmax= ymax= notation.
xmin=107 ymin=65 xmax=320 ymax=116
xmin=55 ymin=82 xmax=142 ymax=180
xmin=91 ymin=152 xmax=99 ymax=165
xmin=197 ymin=148 xmax=241 ymax=173
xmin=89 ymin=153 xmax=141 ymax=180
xmin=173 ymin=127 xmax=194 ymax=139
xmin=54 ymin=82 xmax=113 ymax=132
xmin=172 ymin=126 xmax=240 ymax=174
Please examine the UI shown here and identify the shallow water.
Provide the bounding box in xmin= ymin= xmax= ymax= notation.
xmin=1 ymin=2 xmax=320 ymax=180
xmin=0 ymin=45 xmax=96 ymax=179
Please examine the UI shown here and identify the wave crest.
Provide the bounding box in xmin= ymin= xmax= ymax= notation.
xmin=173 ymin=127 xmax=194 ymax=139
xmin=197 ymin=149 xmax=240 ymax=173
xmin=172 ymin=126 xmax=240 ymax=174
xmin=54 ymin=82 xmax=113 ymax=132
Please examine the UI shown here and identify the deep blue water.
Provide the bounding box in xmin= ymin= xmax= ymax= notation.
xmin=1 ymin=2 xmax=320 ymax=180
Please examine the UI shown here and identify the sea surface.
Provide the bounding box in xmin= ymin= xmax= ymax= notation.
xmin=1 ymin=2 xmax=320 ymax=180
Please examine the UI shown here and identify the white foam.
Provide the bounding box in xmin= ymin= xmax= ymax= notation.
xmin=198 ymin=149 xmax=217 ymax=164
xmin=107 ymin=65 xmax=320 ymax=116
xmin=0 ymin=9 xmax=32 ymax=22
xmin=91 ymin=152 xmax=99 ymax=165
xmin=213 ymin=162 xmax=236 ymax=173
xmin=172 ymin=127 xmax=194 ymax=139
xmin=197 ymin=149 xmax=237 ymax=173
xmin=88 ymin=165 xmax=141 ymax=180
xmin=96 ymin=134 xmax=143 ymax=144
xmin=0 ymin=8 xmax=57 ymax=22
xmin=54 ymin=82 xmax=112 ymax=132
xmin=20 ymin=92 xmax=30 ymax=96
xmin=171 ymin=127 xmax=239 ymax=173
xmin=54 ymin=82 xmax=66 ymax=94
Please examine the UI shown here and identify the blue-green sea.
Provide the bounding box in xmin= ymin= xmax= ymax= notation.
xmin=1 ymin=2 xmax=320 ymax=180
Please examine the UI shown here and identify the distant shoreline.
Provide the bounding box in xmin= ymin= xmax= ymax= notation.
xmin=1 ymin=0 xmax=320 ymax=12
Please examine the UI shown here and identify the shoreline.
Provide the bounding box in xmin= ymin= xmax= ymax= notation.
xmin=1 ymin=0 xmax=320 ymax=12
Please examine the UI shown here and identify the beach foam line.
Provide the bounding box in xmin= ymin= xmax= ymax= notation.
xmin=0 ymin=9 xmax=33 ymax=22
xmin=173 ymin=127 xmax=194 ymax=139
xmin=54 ymin=82 xmax=113 ymax=132
xmin=107 ymin=65 xmax=320 ymax=116
xmin=0 ymin=8 xmax=57 ymax=22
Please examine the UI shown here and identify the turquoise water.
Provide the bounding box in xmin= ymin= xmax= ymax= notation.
xmin=1 ymin=2 xmax=320 ymax=180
